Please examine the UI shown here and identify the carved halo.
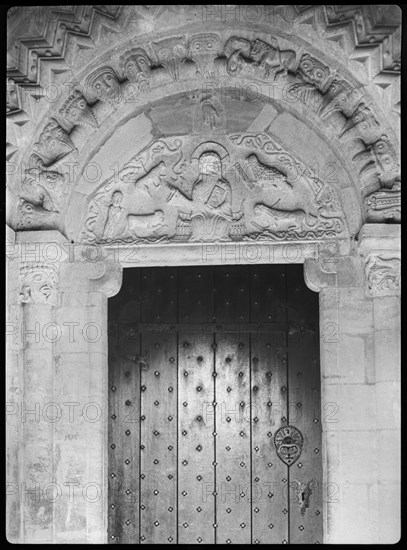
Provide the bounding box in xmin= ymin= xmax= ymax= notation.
xmin=191 ymin=141 xmax=229 ymax=162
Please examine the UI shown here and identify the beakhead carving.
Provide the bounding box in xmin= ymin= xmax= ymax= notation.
xmin=59 ymin=90 xmax=98 ymax=129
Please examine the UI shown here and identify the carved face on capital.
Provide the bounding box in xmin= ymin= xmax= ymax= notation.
xmin=86 ymin=67 xmax=122 ymax=104
xmin=19 ymin=266 xmax=58 ymax=304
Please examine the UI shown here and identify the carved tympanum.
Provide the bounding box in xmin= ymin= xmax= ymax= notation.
xmin=80 ymin=134 xmax=347 ymax=245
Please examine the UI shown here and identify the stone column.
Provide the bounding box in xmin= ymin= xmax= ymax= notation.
xmin=6 ymin=230 xmax=68 ymax=543
xmin=6 ymin=230 xmax=123 ymax=543
xmin=304 ymin=226 xmax=400 ymax=544
xmin=358 ymin=224 xmax=400 ymax=544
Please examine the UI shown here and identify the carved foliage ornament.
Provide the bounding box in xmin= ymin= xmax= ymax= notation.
xmin=364 ymin=254 xmax=400 ymax=296
xmin=274 ymin=425 xmax=304 ymax=466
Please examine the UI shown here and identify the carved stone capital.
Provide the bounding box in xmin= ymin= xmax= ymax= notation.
xmin=358 ymin=224 xmax=401 ymax=297
xmin=15 ymin=230 xmax=68 ymax=305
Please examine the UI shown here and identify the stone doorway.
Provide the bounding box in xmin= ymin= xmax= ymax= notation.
xmin=107 ymin=264 xmax=322 ymax=544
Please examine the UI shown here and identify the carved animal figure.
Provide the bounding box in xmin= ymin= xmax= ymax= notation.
xmin=224 ymin=36 xmax=295 ymax=80
xmin=242 ymin=154 xmax=319 ymax=228
xmin=20 ymin=167 xmax=66 ymax=213
xmin=250 ymin=38 xmax=296 ymax=79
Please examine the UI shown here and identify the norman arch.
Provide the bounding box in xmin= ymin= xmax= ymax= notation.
xmin=6 ymin=5 xmax=400 ymax=544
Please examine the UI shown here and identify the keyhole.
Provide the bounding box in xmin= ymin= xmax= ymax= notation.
xmin=301 ymin=492 xmax=305 ymax=502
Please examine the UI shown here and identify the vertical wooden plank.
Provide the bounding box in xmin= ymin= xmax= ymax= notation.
xmin=214 ymin=265 xmax=250 ymax=325
xmin=251 ymin=266 xmax=289 ymax=544
xmin=251 ymin=329 xmax=288 ymax=544
xmin=140 ymin=332 xmax=178 ymax=544
xmin=215 ymin=266 xmax=251 ymax=544
xmin=286 ymin=265 xmax=322 ymax=544
xmin=141 ymin=267 xmax=178 ymax=324
xmin=178 ymin=330 xmax=215 ymax=544
xmin=108 ymin=269 xmax=142 ymax=544
xmin=139 ymin=267 xmax=178 ymax=544
xmin=178 ymin=266 xmax=215 ymax=544
xmin=216 ymin=332 xmax=251 ymax=544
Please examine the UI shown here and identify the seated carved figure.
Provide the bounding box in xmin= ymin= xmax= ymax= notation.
xmin=189 ymin=151 xmax=233 ymax=240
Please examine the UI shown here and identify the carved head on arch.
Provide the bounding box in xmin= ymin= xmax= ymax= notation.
xmin=85 ymin=66 xmax=122 ymax=104
xmin=119 ymin=48 xmax=152 ymax=86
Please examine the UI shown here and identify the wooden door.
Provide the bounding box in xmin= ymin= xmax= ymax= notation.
xmin=108 ymin=265 xmax=322 ymax=544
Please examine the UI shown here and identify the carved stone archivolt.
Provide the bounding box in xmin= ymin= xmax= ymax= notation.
xmin=8 ymin=24 xmax=401 ymax=232
xmin=79 ymin=133 xmax=348 ymax=245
